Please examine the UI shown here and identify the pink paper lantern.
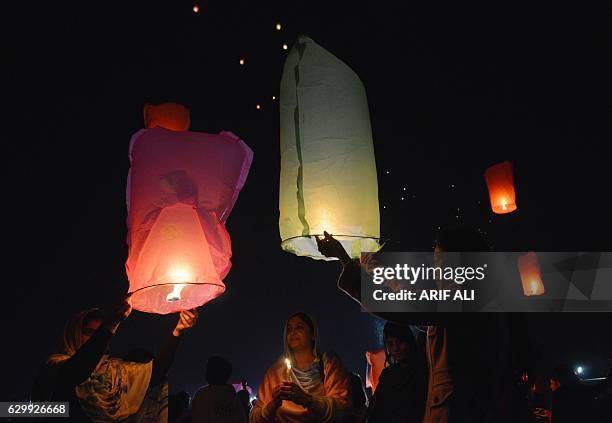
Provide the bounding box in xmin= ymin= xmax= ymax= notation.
xmin=126 ymin=120 xmax=252 ymax=314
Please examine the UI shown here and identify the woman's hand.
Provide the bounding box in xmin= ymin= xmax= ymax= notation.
xmin=172 ymin=308 xmax=199 ymax=337
xmin=102 ymin=293 xmax=132 ymax=333
xmin=315 ymin=231 xmax=352 ymax=265
xmin=279 ymin=382 xmax=313 ymax=408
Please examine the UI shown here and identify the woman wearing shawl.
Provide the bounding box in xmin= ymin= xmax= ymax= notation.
xmin=366 ymin=322 xmax=427 ymax=423
xmin=250 ymin=312 xmax=351 ymax=423
xmin=32 ymin=293 xmax=198 ymax=422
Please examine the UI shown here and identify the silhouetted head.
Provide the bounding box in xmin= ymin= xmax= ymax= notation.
xmin=205 ymin=356 xmax=233 ymax=386
xmin=383 ymin=322 xmax=418 ymax=366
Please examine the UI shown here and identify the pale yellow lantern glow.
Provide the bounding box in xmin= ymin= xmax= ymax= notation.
xmin=276 ymin=23 xmax=282 ymax=31
xmin=239 ymin=59 xmax=245 ymax=65
xmin=282 ymin=43 xmax=288 ymax=50
xmin=279 ymin=36 xmax=380 ymax=259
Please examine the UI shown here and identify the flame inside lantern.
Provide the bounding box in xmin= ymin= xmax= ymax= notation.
xmin=165 ymin=264 xmax=193 ymax=302
xmin=517 ymin=252 xmax=545 ymax=296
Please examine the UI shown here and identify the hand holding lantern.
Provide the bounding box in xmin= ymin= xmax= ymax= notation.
xmin=172 ymin=308 xmax=199 ymax=337
xmin=315 ymin=231 xmax=352 ymax=265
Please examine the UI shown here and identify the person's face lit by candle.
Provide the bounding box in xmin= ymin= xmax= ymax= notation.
xmin=286 ymin=316 xmax=314 ymax=353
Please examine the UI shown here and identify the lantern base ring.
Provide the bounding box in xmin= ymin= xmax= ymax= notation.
xmin=281 ymin=234 xmax=383 ymax=260
xmin=128 ymin=281 xmax=220 ymax=294
xmin=282 ymin=233 xmax=382 ymax=242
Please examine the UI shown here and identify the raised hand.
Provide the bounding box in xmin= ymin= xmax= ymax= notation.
xmin=315 ymin=231 xmax=352 ymax=264
xmin=172 ymin=308 xmax=199 ymax=337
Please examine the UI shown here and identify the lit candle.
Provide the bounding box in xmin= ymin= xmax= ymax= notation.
xmin=284 ymin=358 xmax=292 ymax=381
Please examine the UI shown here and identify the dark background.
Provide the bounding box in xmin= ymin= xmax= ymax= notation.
xmin=3 ymin=1 xmax=612 ymax=400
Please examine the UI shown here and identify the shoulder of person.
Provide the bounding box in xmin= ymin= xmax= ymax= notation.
xmin=262 ymin=359 xmax=286 ymax=379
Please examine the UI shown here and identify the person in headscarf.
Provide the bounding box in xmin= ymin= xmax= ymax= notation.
xmin=250 ymin=312 xmax=351 ymax=423
xmin=32 ymin=293 xmax=198 ymax=422
xmin=366 ymin=322 xmax=427 ymax=423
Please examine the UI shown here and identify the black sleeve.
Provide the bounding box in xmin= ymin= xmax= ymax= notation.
xmin=150 ymin=334 xmax=181 ymax=385
xmin=57 ymin=325 xmax=114 ymax=388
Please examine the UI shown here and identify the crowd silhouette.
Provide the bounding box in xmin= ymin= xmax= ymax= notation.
xmin=26 ymin=226 xmax=612 ymax=422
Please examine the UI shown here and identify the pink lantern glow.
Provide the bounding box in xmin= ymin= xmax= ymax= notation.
xmin=126 ymin=108 xmax=253 ymax=314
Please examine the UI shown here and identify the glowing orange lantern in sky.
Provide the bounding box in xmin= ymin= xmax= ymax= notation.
xmin=144 ymin=103 xmax=191 ymax=132
xmin=484 ymin=161 xmax=517 ymax=214
xmin=518 ymin=252 xmax=545 ymax=296
xmin=126 ymin=104 xmax=253 ymax=314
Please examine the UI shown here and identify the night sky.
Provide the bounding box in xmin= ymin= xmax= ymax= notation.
xmin=4 ymin=1 xmax=612 ymax=401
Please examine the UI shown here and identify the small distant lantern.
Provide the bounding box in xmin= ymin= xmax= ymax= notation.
xmin=193 ymin=5 xmax=199 ymax=13
xmin=282 ymin=43 xmax=288 ymax=50
xmin=256 ymin=104 xmax=261 ymax=110
xmin=126 ymin=103 xmax=253 ymax=314
xmin=276 ymin=23 xmax=282 ymax=31
xmin=365 ymin=349 xmax=386 ymax=393
xmin=279 ymin=36 xmax=380 ymax=259
xmin=239 ymin=59 xmax=245 ymax=65
xmin=484 ymin=161 xmax=517 ymax=214
xmin=518 ymin=252 xmax=545 ymax=296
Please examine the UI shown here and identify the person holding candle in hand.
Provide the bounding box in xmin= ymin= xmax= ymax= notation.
xmin=250 ymin=312 xmax=351 ymax=423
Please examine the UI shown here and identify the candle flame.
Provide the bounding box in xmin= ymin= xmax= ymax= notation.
xmin=165 ymin=265 xmax=193 ymax=302
xmin=501 ymin=200 xmax=508 ymax=211
xmin=285 ymin=358 xmax=292 ymax=370
xmin=166 ymin=283 xmax=186 ymax=302
xmin=530 ymin=280 xmax=539 ymax=295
